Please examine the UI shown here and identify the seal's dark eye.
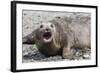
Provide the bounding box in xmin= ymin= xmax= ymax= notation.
xmin=51 ymin=24 xmax=53 ymax=28
xmin=40 ymin=25 xmax=43 ymax=28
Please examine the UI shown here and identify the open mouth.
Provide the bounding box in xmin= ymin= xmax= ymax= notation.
xmin=43 ymin=32 xmax=52 ymax=40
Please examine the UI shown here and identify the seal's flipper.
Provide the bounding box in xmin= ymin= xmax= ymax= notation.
xmin=23 ymin=31 xmax=35 ymax=44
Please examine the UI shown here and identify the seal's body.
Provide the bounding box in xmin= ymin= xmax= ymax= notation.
xmin=23 ymin=16 xmax=91 ymax=59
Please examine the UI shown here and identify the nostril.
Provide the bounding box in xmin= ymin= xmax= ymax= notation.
xmin=46 ymin=28 xmax=49 ymax=31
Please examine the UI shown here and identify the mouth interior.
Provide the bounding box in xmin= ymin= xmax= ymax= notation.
xmin=43 ymin=32 xmax=52 ymax=40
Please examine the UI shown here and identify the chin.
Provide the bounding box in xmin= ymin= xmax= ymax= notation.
xmin=43 ymin=38 xmax=52 ymax=43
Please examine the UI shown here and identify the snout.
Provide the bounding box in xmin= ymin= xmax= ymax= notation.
xmin=43 ymin=28 xmax=52 ymax=39
xmin=45 ymin=28 xmax=50 ymax=32
xmin=42 ymin=28 xmax=52 ymax=42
